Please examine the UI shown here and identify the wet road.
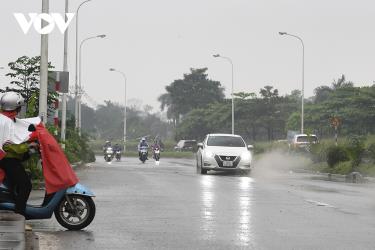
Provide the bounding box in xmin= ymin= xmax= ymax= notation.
xmin=30 ymin=155 xmax=375 ymax=249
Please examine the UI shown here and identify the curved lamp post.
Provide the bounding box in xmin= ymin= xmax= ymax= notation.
xmin=77 ymin=34 xmax=106 ymax=134
xmin=213 ymin=54 xmax=234 ymax=134
xmin=109 ymin=68 xmax=127 ymax=153
xmin=74 ymin=0 xmax=93 ymax=129
xmin=279 ymin=31 xmax=305 ymax=134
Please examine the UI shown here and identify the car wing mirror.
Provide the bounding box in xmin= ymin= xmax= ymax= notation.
xmin=247 ymin=145 xmax=254 ymax=150
xmin=197 ymin=143 xmax=203 ymax=149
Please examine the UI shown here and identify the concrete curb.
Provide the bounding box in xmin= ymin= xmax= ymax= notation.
xmin=296 ymin=169 xmax=375 ymax=184
xmin=0 ymin=211 xmax=25 ymax=250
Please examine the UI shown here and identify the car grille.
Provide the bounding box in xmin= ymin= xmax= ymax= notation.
xmin=214 ymin=155 xmax=241 ymax=168
xmin=219 ymin=155 xmax=237 ymax=161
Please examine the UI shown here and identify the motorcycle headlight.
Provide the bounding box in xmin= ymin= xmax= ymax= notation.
xmin=205 ymin=150 xmax=215 ymax=158
xmin=241 ymin=151 xmax=252 ymax=162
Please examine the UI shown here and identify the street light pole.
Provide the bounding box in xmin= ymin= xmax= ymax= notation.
xmin=279 ymin=32 xmax=305 ymax=134
xmin=75 ymin=0 xmax=92 ymax=130
xmin=213 ymin=54 xmax=234 ymax=134
xmin=39 ymin=0 xmax=49 ymax=123
xmin=77 ymin=34 xmax=106 ymax=135
xmin=61 ymin=0 xmax=69 ymax=143
xmin=109 ymin=68 xmax=127 ymax=153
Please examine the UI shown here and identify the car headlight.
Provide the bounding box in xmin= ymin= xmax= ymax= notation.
xmin=241 ymin=151 xmax=252 ymax=162
xmin=204 ymin=150 xmax=215 ymax=158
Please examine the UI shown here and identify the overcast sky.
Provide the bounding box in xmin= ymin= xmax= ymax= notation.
xmin=1 ymin=0 xmax=374 ymax=110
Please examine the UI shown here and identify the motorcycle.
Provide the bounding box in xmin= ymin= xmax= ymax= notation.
xmin=115 ymin=150 xmax=121 ymax=161
xmin=153 ymin=146 xmax=161 ymax=162
xmin=0 ymin=182 xmax=95 ymax=230
xmin=0 ymin=123 xmax=96 ymax=230
xmin=104 ymin=147 xmax=114 ymax=162
xmin=139 ymin=146 xmax=148 ymax=163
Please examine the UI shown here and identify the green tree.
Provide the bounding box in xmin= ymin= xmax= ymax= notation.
xmin=159 ymin=68 xmax=225 ymax=125
xmin=4 ymin=56 xmax=57 ymax=117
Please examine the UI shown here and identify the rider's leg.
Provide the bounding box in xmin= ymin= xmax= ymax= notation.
xmin=0 ymin=158 xmax=32 ymax=215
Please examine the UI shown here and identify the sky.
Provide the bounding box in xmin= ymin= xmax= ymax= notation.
xmin=0 ymin=0 xmax=374 ymax=110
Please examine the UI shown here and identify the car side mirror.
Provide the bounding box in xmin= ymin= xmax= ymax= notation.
xmin=247 ymin=145 xmax=254 ymax=150
xmin=197 ymin=143 xmax=203 ymax=149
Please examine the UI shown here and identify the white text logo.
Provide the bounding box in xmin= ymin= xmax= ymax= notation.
xmin=14 ymin=13 xmax=75 ymax=34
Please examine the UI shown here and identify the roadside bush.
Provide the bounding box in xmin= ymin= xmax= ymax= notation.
xmin=346 ymin=135 xmax=365 ymax=167
xmin=65 ymin=128 xmax=96 ymax=163
xmin=326 ymin=145 xmax=349 ymax=167
xmin=64 ymin=138 xmax=81 ymax=163
xmin=332 ymin=161 xmax=352 ymax=175
xmin=367 ymin=143 xmax=375 ymax=162
xmin=310 ymin=141 xmax=333 ymax=163
xmin=358 ymin=163 xmax=375 ymax=177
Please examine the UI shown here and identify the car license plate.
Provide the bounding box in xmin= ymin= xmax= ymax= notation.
xmin=223 ymin=161 xmax=233 ymax=167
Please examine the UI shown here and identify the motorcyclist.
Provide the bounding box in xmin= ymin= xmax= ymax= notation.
xmin=113 ymin=143 xmax=121 ymax=152
xmin=138 ymin=137 xmax=149 ymax=159
xmin=103 ymin=140 xmax=112 ymax=152
xmin=151 ymin=140 xmax=161 ymax=160
xmin=153 ymin=135 xmax=164 ymax=151
xmin=0 ymin=92 xmax=32 ymax=216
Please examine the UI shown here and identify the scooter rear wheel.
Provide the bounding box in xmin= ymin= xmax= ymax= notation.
xmin=54 ymin=194 xmax=96 ymax=230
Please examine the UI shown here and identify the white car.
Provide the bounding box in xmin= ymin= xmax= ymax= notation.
xmin=288 ymin=134 xmax=319 ymax=151
xmin=196 ymin=134 xmax=253 ymax=174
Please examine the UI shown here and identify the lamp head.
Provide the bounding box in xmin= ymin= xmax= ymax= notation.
xmin=213 ymin=54 xmax=220 ymax=58
xmin=98 ymin=34 xmax=106 ymax=38
xmin=109 ymin=68 xmax=116 ymax=72
xmin=279 ymin=32 xmax=287 ymax=35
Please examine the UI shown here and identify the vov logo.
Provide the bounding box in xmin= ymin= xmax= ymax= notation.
xmin=14 ymin=13 xmax=75 ymax=34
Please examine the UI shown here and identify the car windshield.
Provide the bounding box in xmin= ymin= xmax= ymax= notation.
xmin=184 ymin=141 xmax=196 ymax=147
xmin=297 ymin=136 xmax=318 ymax=143
xmin=207 ymin=136 xmax=245 ymax=147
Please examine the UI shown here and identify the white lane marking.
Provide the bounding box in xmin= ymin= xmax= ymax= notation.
xmin=305 ymin=199 xmax=335 ymax=208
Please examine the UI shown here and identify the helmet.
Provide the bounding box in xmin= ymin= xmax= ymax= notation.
xmin=0 ymin=92 xmax=24 ymax=111
xmin=141 ymin=137 xmax=146 ymax=141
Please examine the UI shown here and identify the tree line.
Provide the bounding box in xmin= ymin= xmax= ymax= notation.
xmin=160 ymin=69 xmax=375 ymax=142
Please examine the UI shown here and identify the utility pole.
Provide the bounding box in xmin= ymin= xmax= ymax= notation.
xmin=61 ymin=0 xmax=69 ymax=143
xmin=39 ymin=0 xmax=49 ymax=123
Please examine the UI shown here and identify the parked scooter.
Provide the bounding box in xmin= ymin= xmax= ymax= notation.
xmin=104 ymin=147 xmax=114 ymax=162
xmin=139 ymin=146 xmax=148 ymax=163
xmin=0 ymin=123 xmax=96 ymax=230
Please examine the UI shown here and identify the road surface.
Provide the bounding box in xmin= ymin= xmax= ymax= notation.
xmin=29 ymin=154 xmax=375 ymax=249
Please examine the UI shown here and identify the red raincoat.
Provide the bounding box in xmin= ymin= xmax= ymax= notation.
xmin=35 ymin=124 xmax=79 ymax=194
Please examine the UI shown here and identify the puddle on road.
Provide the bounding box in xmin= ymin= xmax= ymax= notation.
xmin=199 ymin=175 xmax=255 ymax=247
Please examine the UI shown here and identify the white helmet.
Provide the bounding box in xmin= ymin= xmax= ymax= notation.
xmin=0 ymin=92 xmax=25 ymax=111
